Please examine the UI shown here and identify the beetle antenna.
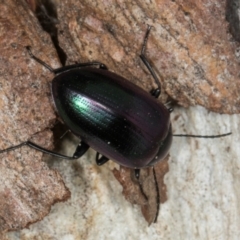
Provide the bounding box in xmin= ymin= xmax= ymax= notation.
xmin=26 ymin=46 xmax=55 ymax=72
xmin=152 ymin=166 xmax=160 ymax=223
xmin=173 ymin=132 xmax=231 ymax=138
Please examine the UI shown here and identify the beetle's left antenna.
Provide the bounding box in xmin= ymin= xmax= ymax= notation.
xmin=26 ymin=46 xmax=55 ymax=73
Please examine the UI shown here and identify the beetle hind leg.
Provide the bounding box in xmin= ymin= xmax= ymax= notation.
xmin=96 ymin=152 xmax=109 ymax=166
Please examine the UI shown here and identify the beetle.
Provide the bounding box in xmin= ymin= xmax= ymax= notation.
xmin=1 ymin=26 xmax=173 ymax=170
xmin=0 ymin=25 xmax=231 ymax=223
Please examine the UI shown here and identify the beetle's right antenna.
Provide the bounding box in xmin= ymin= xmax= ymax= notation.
xmin=140 ymin=25 xmax=161 ymax=98
xmin=173 ymin=132 xmax=232 ymax=138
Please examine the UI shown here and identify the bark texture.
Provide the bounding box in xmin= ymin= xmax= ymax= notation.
xmin=0 ymin=0 xmax=70 ymax=232
xmin=0 ymin=0 xmax=239 ymax=237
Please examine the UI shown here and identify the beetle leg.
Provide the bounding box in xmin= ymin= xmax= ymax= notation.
xmin=95 ymin=152 xmax=109 ymax=166
xmin=139 ymin=25 xmax=161 ymax=99
xmin=0 ymin=141 xmax=89 ymax=160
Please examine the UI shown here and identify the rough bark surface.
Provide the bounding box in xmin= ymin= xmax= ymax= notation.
xmin=0 ymin=0 xmax=240 ymax=237
xmin=0 ymin=0 xmax=70 ymax=232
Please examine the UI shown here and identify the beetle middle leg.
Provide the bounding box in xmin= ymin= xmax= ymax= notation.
xmin=139 ymin=25 xmax=161 ymax=99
